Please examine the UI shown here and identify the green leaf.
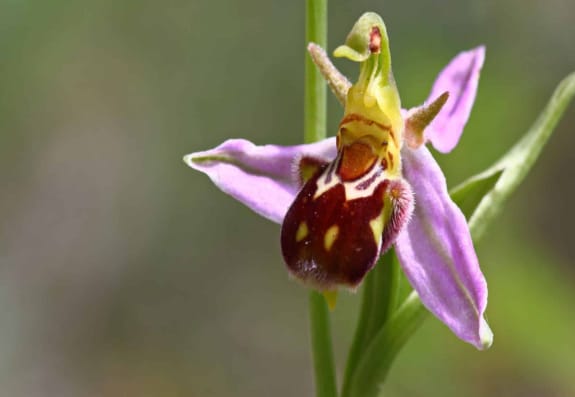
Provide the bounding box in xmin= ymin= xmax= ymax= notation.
xmin=450 ymin=170 xmax=503 ymax=220
xmin=468 ymin=72 xmax=575 ymax=240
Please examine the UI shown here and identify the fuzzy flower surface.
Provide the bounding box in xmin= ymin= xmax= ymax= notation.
xmin=185 ymin=13 xmax=491 ymax=350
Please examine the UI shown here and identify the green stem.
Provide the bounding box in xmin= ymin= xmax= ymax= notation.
xmin=305 ymin=1 xmax=335 ymax=397
xmin=347 ymin=292 xmax=428 ymax=397
xmin=341 ymin=271 xmax=375 ymax=397
xmin=309 ymin=291 xmax=338 ymax=397
xmin=305 ymin=0 xmax=327 ymax=142
xmin=365 ymin=250 xmax=400 ymax=338
xmin=341 ymin=250 xmax=400 ymax=397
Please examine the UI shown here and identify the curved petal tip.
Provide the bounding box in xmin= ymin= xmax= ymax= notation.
xmin=426 ymin=46 xmax=486 ymax=153
xmin=478 ymin=317 xmax=493 ymax=350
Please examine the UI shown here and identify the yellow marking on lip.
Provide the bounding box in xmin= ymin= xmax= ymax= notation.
xmin=369 ymin=217 xmax=384 ymax=247
xmin=324 ymin=225 xmax=339 ymax=251
xmin=322 ymin=290 xmax=339 ymax=311
xmin=296 ymin=222 xmax=309 ymax=242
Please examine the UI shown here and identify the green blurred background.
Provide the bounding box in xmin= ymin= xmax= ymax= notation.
xmin=1 ymin=0 xmax=574 ymax=396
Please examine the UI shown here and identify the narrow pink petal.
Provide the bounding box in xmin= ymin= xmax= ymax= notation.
xmin=425 ymin=46 xmax=485 ymax=153
xmin=184 ymin=138 xmax=337 ymax=223
xmin=395 ymin=145 xmax=492 ymax=349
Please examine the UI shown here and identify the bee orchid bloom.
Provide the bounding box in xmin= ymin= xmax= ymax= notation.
xmin=185 ymin=13 xmax=492 ymax=350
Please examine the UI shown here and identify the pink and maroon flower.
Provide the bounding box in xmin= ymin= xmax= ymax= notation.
xmin=184 ymin=37 xmax=491 ymax=349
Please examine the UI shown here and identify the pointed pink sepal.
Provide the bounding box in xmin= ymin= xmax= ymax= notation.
xmin=184 ymin=138 xmax=336 ymax=223
xmin=395 ymin=145 xmax=492 ymax=350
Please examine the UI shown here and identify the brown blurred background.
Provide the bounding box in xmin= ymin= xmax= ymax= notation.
xmin=0 ymin=0 xmax=574 ymax=396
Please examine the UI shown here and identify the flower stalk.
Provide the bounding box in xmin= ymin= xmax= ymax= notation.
xmin=305 ymin=0 xmax=328 ymax=143
xmin=309 ymin=291 xmax=338 ymax=397
xmin=305 ymin=1 xmax=338 ymax=397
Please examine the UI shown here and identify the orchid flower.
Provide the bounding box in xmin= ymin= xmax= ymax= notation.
xmin=184 ymin=13 xmax=492 ymax=350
